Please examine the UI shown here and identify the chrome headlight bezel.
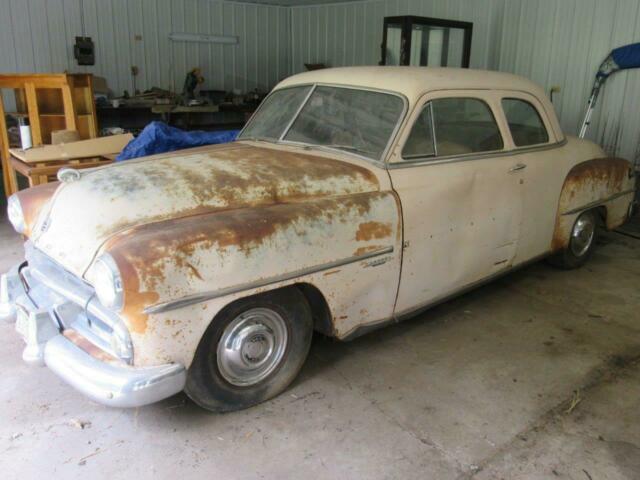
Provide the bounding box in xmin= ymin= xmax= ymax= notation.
xmin=91 ymin=254 xmax=124 ymax=312
xmin=7 ymin=194 xmax=26 ymax=234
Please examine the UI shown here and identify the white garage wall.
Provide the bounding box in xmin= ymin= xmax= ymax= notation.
xmin=0 ymin=0 xmax=290 ymax=96
xmin=1 ymin=0 xmax=639 ymax=161
xmin=499 ymin=0 xmax=640 ymax=161
xmin=291 ymin=0 xmax=640 ymax=163
xmin=290 ymin=0 xmax=506 ymax=73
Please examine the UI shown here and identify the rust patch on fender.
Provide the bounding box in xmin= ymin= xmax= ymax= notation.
xmin=353 ymin=245 xmax=384 ymax=256
xmin=105 ymin=193 xmax=385 ymax=332
xmin=112 ymin=254 xmax=160 ymax=334
xmin=355 ymin=221 xmax=392 ymax=241
xmin=14 ymin=182 xmax=60 ymax=237
xmin=551 ymin=157 xmax=633 ymax=251
xmin=323 ymin=269 xmax=341 ymax=276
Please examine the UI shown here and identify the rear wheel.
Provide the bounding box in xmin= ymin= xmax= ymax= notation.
xmin=185 ymin=287 xmax=313 ymax=412
xmin=548 ymin=210 xmax=598 ymax=269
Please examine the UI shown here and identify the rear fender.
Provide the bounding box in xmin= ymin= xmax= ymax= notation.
xmin=551 ymin=157 xmax=635 ymax=251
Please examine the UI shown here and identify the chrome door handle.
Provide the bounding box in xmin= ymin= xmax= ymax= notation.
xmin=509 ymin=163 xmax=527 ymax=173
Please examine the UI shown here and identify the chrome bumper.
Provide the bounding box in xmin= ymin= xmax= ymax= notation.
xmin=0 ymin=261 xmax=186 ymax=408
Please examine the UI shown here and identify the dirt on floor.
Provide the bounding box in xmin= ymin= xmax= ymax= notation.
xmin=0 ymin=219 xmax=639 ymax=480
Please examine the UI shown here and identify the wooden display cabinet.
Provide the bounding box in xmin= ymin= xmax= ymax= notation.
xmin=0 ymin=73 xmax=98 ymax=197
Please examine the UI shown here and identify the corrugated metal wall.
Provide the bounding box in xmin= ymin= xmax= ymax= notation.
xmin=1 ymin=0 xmax=639 ymax=161
xmin=0 ymin=0 xmax=290 ymax=97
xmin=499 ymin=0 xmax=640 ymax=161
xmin=290 ymin=0 xmax=506 ymax=73
xmin=291 ymin=0 xmax=640 ymax=162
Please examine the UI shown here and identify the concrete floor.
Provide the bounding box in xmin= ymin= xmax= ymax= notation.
xmin=1 ymin=218 xmax=639 ymax=480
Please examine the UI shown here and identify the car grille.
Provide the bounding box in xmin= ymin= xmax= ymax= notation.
xmin=23 ymin=242 xmax=132 ymax=363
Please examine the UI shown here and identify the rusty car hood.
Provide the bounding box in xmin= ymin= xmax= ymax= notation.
xmin=30 ymin=143 xmax=381 ymax=276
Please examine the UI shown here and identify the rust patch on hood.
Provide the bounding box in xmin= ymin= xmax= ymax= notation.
xmin=32 ymin=142 xmax=383 ymax=278
xmin=14 ymin=182 xmax=60 ymax=237
xmin=355 ymin=221 xmax=392 ymax=241
xmin=87 ymin=144 xmax=380 ymax=237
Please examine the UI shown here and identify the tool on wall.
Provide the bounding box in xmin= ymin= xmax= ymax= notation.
xmin=74 ymin=36 xmax=95 ymax=66
xmin=579 ymin=42 xmax=640 ymax=138
xmin=73 ymin=0 xmax=94 ymax=66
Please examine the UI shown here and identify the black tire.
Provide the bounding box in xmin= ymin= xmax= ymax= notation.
xmin=185 ymin=287 xmax=313 ymax=412
xmin=547 ymin=210 xmax=598 ymax=270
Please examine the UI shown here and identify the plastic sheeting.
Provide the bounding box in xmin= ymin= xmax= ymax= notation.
xmin=116 ymin=121 xmax=239 ymax=161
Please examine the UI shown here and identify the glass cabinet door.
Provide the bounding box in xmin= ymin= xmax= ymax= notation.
xmin=384 ymin=23 xmax=404 ymax=66
xmin=381 ymin=16 xmax=472 ymax=68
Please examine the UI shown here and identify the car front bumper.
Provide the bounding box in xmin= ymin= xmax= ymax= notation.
xmin=1 ymin=262 xmax=186 ymax=408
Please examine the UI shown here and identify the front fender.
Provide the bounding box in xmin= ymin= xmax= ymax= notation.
xmin=97 ymin=192 xmax=402 ymax=367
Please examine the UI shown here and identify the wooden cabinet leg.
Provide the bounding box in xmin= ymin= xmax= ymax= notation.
xmin=0 ymin=96 xmax=18 ymax=196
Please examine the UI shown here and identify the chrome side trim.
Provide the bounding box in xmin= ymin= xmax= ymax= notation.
xmin=389 ymin=138 xmax=568 ymax=169
xmin=145 ymin=245 xmax=395 ymax=314
xmin=561 ymin=189 xmax=636 ymax=216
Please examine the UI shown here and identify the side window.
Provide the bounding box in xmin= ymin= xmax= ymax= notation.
xmin=432 ymin=98 xmax=503 ymax=155
xmin=402 ymin=103 xmax=435 ymax=159
xmin=402 ymin=97 xmax=503 ymax=160
xmin=502 ymin=98 xmax=549 ymax=147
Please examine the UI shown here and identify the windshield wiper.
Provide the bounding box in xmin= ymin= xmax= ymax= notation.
xmin=321 ymin=144 xmax=376 ymax=157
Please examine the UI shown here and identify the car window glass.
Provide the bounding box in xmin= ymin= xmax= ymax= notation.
xmin=432 ymin=98 xmax=503 ymax=155
xmin=240 ymin=86 xmax=312 ymax=140
xmin=284 ymin=86 xmax=405 ymax=161
xmin=502 ymin=98 xmax=549 ymax=147
xmin=402 ymin=103 xmax=435 ymax=159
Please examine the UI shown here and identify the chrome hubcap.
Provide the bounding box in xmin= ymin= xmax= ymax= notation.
xmin=217 ymin=308 xmax=288 ymax=386
xmin=570 ymin=213 xmax=595 ymax=257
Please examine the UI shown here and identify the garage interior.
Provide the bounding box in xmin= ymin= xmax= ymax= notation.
xmin=1 ymin=0 xmax=639 ymax=479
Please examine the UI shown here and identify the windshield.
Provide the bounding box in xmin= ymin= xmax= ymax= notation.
xmin=239 ymin=85 xmax=405 ymax=161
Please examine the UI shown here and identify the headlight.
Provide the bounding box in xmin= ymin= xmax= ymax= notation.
xmin=7 ymin=195 xmax=26 ymax=234
xmin=92 ymin=254 xmax=124 ymax=311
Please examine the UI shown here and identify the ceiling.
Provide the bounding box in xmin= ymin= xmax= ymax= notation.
xmin=235 ymin=0 xmax=362 ymax=6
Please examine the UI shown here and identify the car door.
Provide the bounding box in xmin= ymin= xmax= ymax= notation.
xmin=496 ymin=93 xmax=565 ymax=263
xmin=387 ymin=90 xmax=524 ymax=316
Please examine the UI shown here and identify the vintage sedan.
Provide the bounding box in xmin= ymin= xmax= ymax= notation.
xmin=1 ymin=67 xmax=636 ymax=411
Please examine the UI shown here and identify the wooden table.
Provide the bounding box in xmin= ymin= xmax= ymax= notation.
xmin=7 ymin=134 xmax=129 ymax=188
xmin=10 ymin=152 xmax=115 ymax=187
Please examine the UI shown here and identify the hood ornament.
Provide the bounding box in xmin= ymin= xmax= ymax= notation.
xmin=57 ymin=167 xmax=81 ymax=183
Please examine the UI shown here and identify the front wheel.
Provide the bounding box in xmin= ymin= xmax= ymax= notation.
xmin=547 ymin=210 xmax=598 ymax=269
xmin=185 ymin=287 xmax=313 ymax=412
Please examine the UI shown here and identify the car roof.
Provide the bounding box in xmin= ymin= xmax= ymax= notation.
xmin=275 ymin=66 xmax=564 ymax=142
xmin=276 ymin=66 xmax=547 ymax=101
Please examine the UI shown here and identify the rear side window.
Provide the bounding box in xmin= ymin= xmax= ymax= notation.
xmin=502 ymin=98 xmax=549 ymax=147
xmin=402 ymin=97 xmax=503 ymax=159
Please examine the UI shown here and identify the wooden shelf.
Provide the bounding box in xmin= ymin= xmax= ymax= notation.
xmin=1 ymin=73 xmax=98 ymax=196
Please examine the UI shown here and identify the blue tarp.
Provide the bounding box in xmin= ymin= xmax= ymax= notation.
xmin=611 ymin=42 xmax=640 ymax=70
xmin=116 ymin=121 xmax=239 ymax=161
xmin=597 ymin=42 xmax=640 ymax=79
